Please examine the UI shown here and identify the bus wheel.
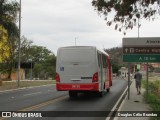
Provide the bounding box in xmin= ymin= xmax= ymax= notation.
xmin=107 ymin=88 xmax=110 ymax=92
xmin=69 ymin=91 xmax=78 ymax=98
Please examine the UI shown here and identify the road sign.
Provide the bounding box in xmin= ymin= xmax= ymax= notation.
xmin=123 ymin=37 xmax=160 ymax=46
xmin=123 ymin=47 xmax=160 ymax=54
xmin=123 ymin=54 xmax=160 ymax=62
xmin=123 ymin=37 xmax=160 ymax=62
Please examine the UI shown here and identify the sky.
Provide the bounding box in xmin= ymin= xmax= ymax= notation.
xmin=21 ymin=0 xmax=160 ymax=55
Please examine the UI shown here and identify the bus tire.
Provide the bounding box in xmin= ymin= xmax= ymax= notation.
xmin=69 ymin=91 xmax=78 ymax=98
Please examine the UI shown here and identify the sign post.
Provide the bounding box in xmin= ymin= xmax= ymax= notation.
xmin=128 ymin=63 xmax=130 ymax=100
xmin=146 ymin=63 xmax=149 ymax=101
xmin=123 ymin=37 xmax=160 ymax=100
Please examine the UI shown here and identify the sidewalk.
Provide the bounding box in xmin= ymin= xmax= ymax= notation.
xmin=117 ymin=79 xmax=151 ymax=120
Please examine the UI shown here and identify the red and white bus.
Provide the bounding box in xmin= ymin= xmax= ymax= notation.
xmin=56 ymin=46 xmax=112 ymax=98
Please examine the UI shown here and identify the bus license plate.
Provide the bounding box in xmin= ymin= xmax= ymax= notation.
xmin=72 ymin=85 xmax=80 ymax=88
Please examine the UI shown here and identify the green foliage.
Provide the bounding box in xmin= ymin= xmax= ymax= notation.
xmin=0 ymin=0 xmax=19 ymax=38
xmin=0 ymin=63 xmax=8 ymax=74
xmin=28 ymin=46 xmax=53 ymax=63
xmin=0 ymin=0 xmax=19 ymax=24
xmin=22 ymin=43 xmax=57 ymax=80
xmin=0 ymin=0 xmax=19 ymax=79
xmin=33 ymin=55 xmax=56 ymax=79
xmin=150 ymin=81 xmax=160 ymax=94
xmin=142 ymin=80 xmax=160 ymax=120
xmin=92 ymin=0 xmax=160 ymax=34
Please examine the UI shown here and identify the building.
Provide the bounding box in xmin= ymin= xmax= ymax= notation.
xmin=0 ymin=69 xmax=25 ymax=80
xmin=119 ymin=67 xmax=128 ymax=78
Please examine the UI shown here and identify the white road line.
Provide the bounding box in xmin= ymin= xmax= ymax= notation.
xmin=23 ymin=92 xmax=42 ymax=97
xmin=114 ymin=94 xmax=127 ymax=120
xmin=105 ymin=86 xmax=128 ymax=120
xmin=0 ymin=84 xmax=55 ymax=94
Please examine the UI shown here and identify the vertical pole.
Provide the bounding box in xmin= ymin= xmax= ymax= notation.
xmin=31 ymin=60 xmax=32 ymax=80
xmin=138 ymin=18 xmax=139 ymax=38
xmin=17 ymin=0 xmax=21 ymax=87
xmin=128 ymin=63 xmax=131 ymax=100
xmin=146 ymin=63 xmax=149 ymax=101
xmin=75 ymin=37 xmax=77 ymax=46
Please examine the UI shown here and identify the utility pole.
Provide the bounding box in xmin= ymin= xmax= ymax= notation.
xmin=75 ymin=37 xmax=78 ymax=46
xmin=31 ymin=59 xmax=32 ymax=80
xmin=138 ymin=18 xmax=139 ymax=38
xmin=17 ymin=0 xmax=21 ymax=87
xmin=128 ymin=63 xmax=131 ymax=100
xmin=75 ymin=37 xmax=77 ymax=46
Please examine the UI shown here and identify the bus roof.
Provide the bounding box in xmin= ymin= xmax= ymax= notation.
xmin=58 ymin=46 xmax=110 ymax=57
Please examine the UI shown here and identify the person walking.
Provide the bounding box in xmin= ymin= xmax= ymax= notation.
xmin=134 ymin=69 xmax=142 ymax=95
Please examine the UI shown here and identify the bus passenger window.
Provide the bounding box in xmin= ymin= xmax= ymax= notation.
xmin=97 ymin=52 xmax=101 ymax=68
xmin=102 ymin=55 xmax=107 ymax=68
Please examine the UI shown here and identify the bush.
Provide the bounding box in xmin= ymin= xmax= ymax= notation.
xmin=142 ymin=80 xmax=160 ymax=120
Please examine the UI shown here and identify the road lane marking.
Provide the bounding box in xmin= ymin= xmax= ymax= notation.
xmin=105 ymin=83 xmax=129 ymax=120
xmin=19 ymin=95 xmax=68 ymax=111
xmin=23 ymin=92 xmax=42 ymax=97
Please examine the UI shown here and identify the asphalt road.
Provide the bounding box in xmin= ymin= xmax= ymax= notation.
xmin=0 ymin=79 xmax=127 ymax=120
xmin=0 ymin=85 xmax=67 ymax=111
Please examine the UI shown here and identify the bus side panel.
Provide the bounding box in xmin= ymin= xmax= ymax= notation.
xmin=97 ymin=52 xmax=109 ymax=92
xmin=107 ymin=57 xmax=112 ymax=87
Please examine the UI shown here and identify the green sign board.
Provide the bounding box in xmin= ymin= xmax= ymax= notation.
xmin=123 ymin=54 xmax=160 ymax=62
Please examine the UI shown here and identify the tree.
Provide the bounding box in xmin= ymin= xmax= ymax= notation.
xmin=0 ymin=25 xmax=10 ymax=77
xmin=28 ymin=46 xmax=53 ymax=63
xmin=41 ymin=55 xmax=56 ymax=79
xmin=33 ymin=55 xmax=56 ymax=79
xmin=0 ymin=25 xmax=10 ymax=63
xmin=0 ymin=0 xmax=19 ymax=26
xmin=10 ymin=36 xmax=56 ymax=80
xmin=0 ymin=0 xmax=19 ymax=79
xmin=0 ymin=0 xmax=19 ymax=38
xmin=92 ymin=0 xmax=160 ymax=34
xmin=19 ymin=36 xmax=33 ymax=62
xmin=23 ymin=45 xmax=56 ymax=80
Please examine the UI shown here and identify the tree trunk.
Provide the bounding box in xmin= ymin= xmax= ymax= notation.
xmin=7 ymin=62 xmax=13 ymax=80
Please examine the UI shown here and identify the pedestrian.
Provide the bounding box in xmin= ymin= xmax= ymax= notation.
xmin=134 ymin=69 xmax=142 ymax=95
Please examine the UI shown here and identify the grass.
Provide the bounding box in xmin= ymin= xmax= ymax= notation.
xmin=142 ymin=79 xmax=160 ymax=120
xmin=0 ymin=80 xmax=55 ymax=91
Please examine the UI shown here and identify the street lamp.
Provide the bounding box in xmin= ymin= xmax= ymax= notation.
xmin=17 ymin=0 xmax=21 ymax=87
